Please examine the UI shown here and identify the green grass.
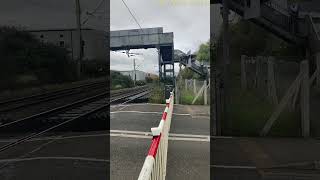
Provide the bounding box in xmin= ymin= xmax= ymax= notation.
xmin=180 ymin=90 xmax=204 ymax=105
xmin=149 ymin=84 xmax=165 ymax=104
xmin=224 ymin=87 xmax=300 ymax=137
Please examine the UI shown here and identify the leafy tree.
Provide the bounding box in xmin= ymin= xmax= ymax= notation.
xmin=0 ymin=26 xmax=77 ymax=89
xmin=196 ymin=41 xmax=210 ymax=62
xmin=178 ymin=68 xmax=200 ymax=79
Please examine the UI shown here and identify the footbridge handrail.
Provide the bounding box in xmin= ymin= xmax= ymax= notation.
xmin=307 ymin=14 xmax=320 ymax=41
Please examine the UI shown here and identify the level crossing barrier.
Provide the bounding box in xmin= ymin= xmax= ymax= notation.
xmin=137 ymin=91 xmax=174 ymax=180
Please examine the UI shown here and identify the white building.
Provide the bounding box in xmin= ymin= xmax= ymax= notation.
xmin=27 ymin=28 xmax=107 ymax=61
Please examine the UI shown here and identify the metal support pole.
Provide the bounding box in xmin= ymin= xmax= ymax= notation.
xmin=158 ymin=48 xmax=162 ymax=83
xmin=75 ymin=0 xmax=82 ymax=80
xmin=222 ymin=0 xmax=230 ymax=134
xmin=134 ymin=58 xmax=136 ymax=86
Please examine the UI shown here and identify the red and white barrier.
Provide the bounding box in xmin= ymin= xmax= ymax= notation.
xmin=138 ymin=91 xmax=174 ymax=180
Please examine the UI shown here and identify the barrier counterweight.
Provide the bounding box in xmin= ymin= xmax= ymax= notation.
xmin=138 ymin=91 xmax=174 ymax=180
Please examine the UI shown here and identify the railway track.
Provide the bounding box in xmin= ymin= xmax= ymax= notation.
xmin=0 ymin=81 xmax=106 ymax=113
xmin=0 ymin=86 xmax=151 ymax=153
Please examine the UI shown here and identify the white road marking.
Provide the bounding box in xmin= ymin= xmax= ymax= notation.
xmin=0 ymin=157 xmax=109 ymax=163
xmin=0 ymin=130 xmax=230 ymax=143
xmin=0 ymin=134 xmax=109 ymax=143
xmin=110 ymin=130 xmax=210 ymax=142
xmin=211 ymin=165 xmax=257 ymax=169
xmin=110 ymin=110 xmax=191 ymax=116
xmin=0 ymin=137 xmax=61 ymax=169
xmin=111 ymin=103 xmax=165 ymax=108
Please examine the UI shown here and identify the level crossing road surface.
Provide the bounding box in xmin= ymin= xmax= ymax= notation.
xmin=212 ymin=137 xmax=320 ymax=180
xmin=110 ymin=103 xmax=210 ymax=180
xmin=0 ymin=131 xmax=108 ymax=180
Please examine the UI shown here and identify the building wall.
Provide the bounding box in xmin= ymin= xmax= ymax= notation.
xmin=28 ymin=29 xmax=107 ymax=61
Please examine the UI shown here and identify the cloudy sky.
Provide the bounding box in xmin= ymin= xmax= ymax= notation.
xmin=111 ymin=0 xmax=210 ymax=74
xmin=0 ymin=0 xmax=106 ymax=30
xmin=0 ymin=0 xmax=213 ymax=75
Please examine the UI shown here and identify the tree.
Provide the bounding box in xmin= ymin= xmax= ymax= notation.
xmin=196 ymin=41 xmax=210 ymax=62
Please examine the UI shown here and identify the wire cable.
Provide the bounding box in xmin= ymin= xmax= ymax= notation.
xmin=121 ymin=0 xmax=143 ymax=30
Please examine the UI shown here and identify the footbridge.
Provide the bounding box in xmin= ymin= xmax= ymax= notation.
xmin=110 ymin=27 xmax=210 ymax=96
xmin=110 ymin=27 xmax=175 ymax=91
xmin=213 ymin=0 xmax=320 ymax=58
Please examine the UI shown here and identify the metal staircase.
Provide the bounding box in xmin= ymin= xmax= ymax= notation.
xmin=174 ymin=49 xmax=209 ymax=77
xmin=215 ymin=1 xmax=320 ymax=45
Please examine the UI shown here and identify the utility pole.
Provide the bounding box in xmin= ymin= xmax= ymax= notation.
xmin=133 ymin=58 xmax=136 ymax=86
xmin=75 ymin=0 xmax=83 ymax=80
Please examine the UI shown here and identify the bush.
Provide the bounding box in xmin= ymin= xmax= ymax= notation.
xmin=136 ymin=80 xmax=146 ymax=86
xmin=0 ymin=26 xmax=77 ymax=90
xmin=149 ymin=84 xmax=165 ymax=104
xmin=110 ymin=71 xmax=134 ymax=90
xmin=82 ymin=59 xmax=107 ymax=78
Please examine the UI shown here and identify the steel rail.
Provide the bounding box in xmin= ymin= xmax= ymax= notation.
xmin=0 ymin=86 xmax=151 ymax=153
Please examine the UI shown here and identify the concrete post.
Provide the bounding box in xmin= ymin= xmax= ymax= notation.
xmin=185 ymin=79 xmax=188 ymax=91
xmin=300 ymin=60 xmax=310 ymax=137
xmin=175 ymin=79 xmax=179 ymax=104
xmin=204 ymin=80 xmax=208 ymax=105
xmin=241 ymin=55 xmax=247 ymax=91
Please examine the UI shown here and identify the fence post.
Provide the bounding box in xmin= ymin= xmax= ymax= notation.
xmin=316 ymin=52 xmax=320 ymax=89
xmin=193 ymin=79 xmax=197 ymax=95
xmin=185 ymin=79 xmax=188 ymax=91
xmin=241 ymin=55 xmax=247 ymax=91
xmin=300 ymin=60 xmax=310 ymax=137
xmin=267 ymin=57 xmax=278 ymax=105
xmin=256 ymin=56 xmax=263 ymax=91
xmin=204 ymin=80 xmax=208 ymax=105
xmin=175 ymin=79 xmax=179 ymax=104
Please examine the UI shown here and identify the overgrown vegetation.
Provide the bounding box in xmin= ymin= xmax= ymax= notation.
xmin=81 ymin=59 xmax=108 ymax=78
xmin=225 ymin=86 xmax=300 ymax=136
xmin=0 ymin=26 xmax=76 ymax=90
xmin=0 ymin=26 xmax=107 ymax=91
xmin=110 ymin=71 xmax=134 ymax=90
xmin=180 ymin=89 xmax=204 ymax=105
xmin=215 ymin=20 xmax=305 ymax=136
xmin=149 ymin=83 xmax=165 ymax=104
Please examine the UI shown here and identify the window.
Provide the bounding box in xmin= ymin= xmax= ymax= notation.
xmin=59 ymin=41 xmax=65 ymax=47
xmin=60 ymin=34 xmax=64 ymax=38
xmin=40 ymin=34 xmax=44 ymax=38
